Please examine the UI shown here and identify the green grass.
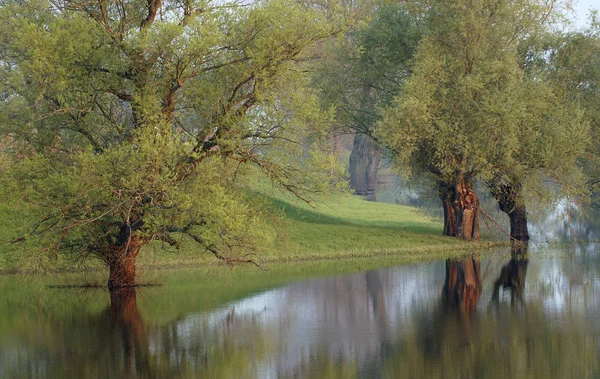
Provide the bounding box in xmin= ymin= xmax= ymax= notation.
xmin=0 ymin=190 xmax=505 ymax=274
xmin=138 ymin=190 xmax=503 ymax=268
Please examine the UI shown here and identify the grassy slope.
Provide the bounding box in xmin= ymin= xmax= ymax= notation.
xmin=260 ymin=192 xmax=496 ymax=261
xmin=0 ymin=191 xmax=503 ymax=273
xmin=138 ymin=191 xmax=502 ymax=269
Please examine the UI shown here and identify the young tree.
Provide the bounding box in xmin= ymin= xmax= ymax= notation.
xmin=0 ymin=0 xmax=346 ymax=289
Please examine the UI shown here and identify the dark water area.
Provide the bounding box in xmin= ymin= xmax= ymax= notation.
xmin=1 ymin=243 xmax=599 ymax=378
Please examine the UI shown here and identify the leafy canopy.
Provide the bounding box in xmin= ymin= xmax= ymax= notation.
xmin=0 ymin=0 xmax=348 ymax=267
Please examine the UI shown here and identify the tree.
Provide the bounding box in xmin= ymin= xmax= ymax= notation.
xmin=540 ymin=20 xmax=600 ymax=208
xmin=0 ymin=0 xmax=347 ymax=289
xmin=378 ymin=0 xmax=587 ymax=241
xmin=316 ymin=3 xmax=422 ymax=200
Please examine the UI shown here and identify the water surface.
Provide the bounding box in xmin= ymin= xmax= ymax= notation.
xmin=1 ymin=246 xmax=599 ymax=378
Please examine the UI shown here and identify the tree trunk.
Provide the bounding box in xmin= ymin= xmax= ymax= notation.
xmin=349 ymin=133 xmax=380 ymax=201
xmin=454 ymin=182 xmax=480 ymax=241
xmin=107 ymin=225 xmax=142 ymax=291
xmin=438 ymin=180 xmax=479 ymax=241
xmin=442 ymin=256 xmax=482 ymax=313
xmin=366 ymin=145 xmax=381 ymax=202
xmin=493 ymin=183 xmax=529 ymax=242
xmin=439 ymin=181 xmax=456 ymax=236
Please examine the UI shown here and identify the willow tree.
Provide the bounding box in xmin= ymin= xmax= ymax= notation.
xmin=316 ymin=3 xmax=422 ymax=200
xmin=541 ymin=22 xmax=600 ymax=208
xmin=0 ymin=0 xmax=346 ymax=289
xmin=378 ymin=0 xmax=584 ymax=241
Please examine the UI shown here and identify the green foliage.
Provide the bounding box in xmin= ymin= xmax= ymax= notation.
xmin=537 ymin=24 xmax=600 ymax=206
xmin=317 ymin=3 xmax=422 ymax=137
xmin=378 ymin=0 xmax=589 ymax=204
xmin=0 ymin=0 xmax=349 ymax=272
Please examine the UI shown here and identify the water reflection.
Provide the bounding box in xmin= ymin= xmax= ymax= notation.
xmin=102 ymin=289 xmax=152 ymax=378
xmin=492 ymin=248 xmax=528 ymax=306
xmin=1 ymin=248 xmax=600 ymax=378
xmin=442 ymin=256 xmax=482 ymax=313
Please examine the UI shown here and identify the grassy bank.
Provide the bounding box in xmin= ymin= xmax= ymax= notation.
xmin=132 ymin=191 xmax=503 ymax=272
xmin=0 ymin=191 xmax=504 ymax=275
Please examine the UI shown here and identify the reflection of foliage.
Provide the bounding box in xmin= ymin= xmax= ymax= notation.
xmin=2 ymin=251 xmax=600 ymax=378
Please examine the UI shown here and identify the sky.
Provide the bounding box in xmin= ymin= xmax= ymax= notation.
xmin=571 ymin=0 xmax=598 ymax=29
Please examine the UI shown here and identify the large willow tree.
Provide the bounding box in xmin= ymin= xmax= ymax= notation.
xmin=379 ymin=0 xmax=588 ymax=241
xmin=0 ymin=0 xmax=346 ymax=288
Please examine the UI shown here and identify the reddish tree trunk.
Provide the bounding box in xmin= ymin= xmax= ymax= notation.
xmin=108 ymin=230 xmax=141 ymax=291
xmin=454 ymin=183 xmax=480 ymax=241
xmin=439 ymin=181 xmax=479 ymax=241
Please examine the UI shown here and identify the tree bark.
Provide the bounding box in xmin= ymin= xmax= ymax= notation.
xmin=493 ymin=183 xmax=529 ymax=242
xmin=366 ymin=145 xmax=381 ymax=201
xmin=438 ymin=180 xmax=480 ymax=241
xmin=454 ymin=182 xmax=480 ymax=241
xmin=349 ymin=133 xmax=380 ymax=201
xmin=439 ymin=181 xmax=456 ymax=236
xmin=107 ymin=225 xmax=142 ymax=290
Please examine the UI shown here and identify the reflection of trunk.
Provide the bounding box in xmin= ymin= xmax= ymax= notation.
xmin=107 ymin=222 xmax=143 ymax=290
xmin=438 ymin=180 xmax=480 ymax=241
xmin=349 ymin=134 xmax=381 ymax=201
xmin=107 ymin=288 xmax=150 ymax=377
xmin=365 ymin=271 xmax=388 ymax=330
xmin=493 ymin=245 xmax=529 ymax=303
xmin=492 ymin=183 xmax=529 ymax=242
xmin=442 ymin=256 xmax=482 ymax=313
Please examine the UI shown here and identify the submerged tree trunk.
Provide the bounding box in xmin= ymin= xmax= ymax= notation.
xmin=492 ymin=244 xmax=529 ymax=303
xmin=105 ymin=288 xmax=151 ymax=376
xmin=107 ymin=223 xmax=143 ymax=291
xmin=493 ymin=183 xmax=529 ymax=242
xmin=349 ymin=133 xmax=381 ymax=201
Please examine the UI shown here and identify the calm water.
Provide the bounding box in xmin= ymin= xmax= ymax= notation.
xmin=1 ymin=244 xmax=599 ymax=378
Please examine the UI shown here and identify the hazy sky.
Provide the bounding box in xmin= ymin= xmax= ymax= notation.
xmin=572 ymin=0 xmax=598 ymax=29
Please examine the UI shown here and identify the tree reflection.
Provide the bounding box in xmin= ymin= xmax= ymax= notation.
xmin=492 ymin=245 xmax=528 ymax=306
xmin=442 ymin=255 xmax=482 ymax=313
xmin=102 ymin=288 xmax=151 ymax=378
